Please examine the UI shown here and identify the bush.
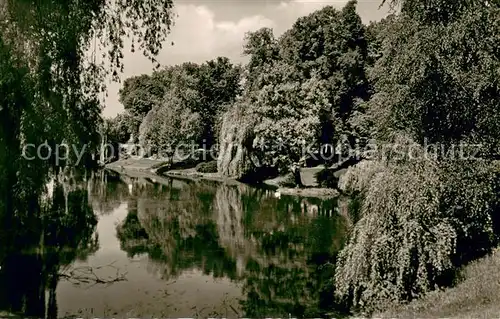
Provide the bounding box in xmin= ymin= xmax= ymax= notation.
xmin=196 ymin=161 xmax=218 ymax=173
xmin=170 ymin=157 xmax=199 ymax=170
xmin=315 ymin=169 xmax=338 ymax=188
xmin=337 ymin=160 xmax=384 ymax=194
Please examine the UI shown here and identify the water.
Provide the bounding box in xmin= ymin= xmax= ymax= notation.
xmin=0 ymin=170 xmax=352 ymax=318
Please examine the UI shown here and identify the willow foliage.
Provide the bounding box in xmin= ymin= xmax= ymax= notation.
xmin=1 ymin=0 xmax=175 ymax=227
xmin=334 ymin=136 xmax=499 ymax=313
xmin=334 ymin=1 xmax=500 ymax=312
xmin=0 ymin=0 xmax=175 ymax=162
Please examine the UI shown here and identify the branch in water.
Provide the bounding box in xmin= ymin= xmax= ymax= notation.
xmin=59 ymin=262 xmax=127 ymax=288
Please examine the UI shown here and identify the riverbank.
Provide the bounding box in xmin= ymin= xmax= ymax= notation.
xmin=106 ymin=159 xmax=340 ymax=198
xmin=162 ymin=168 xmax=243 ymax=186
xmin=275 ymin=187 xmax=339 ymax=198
xmin=377 ymin=248 xmax=500 ymax=318
xmin=0 ymin=311 xmax=17 ymax=318
xmin=105 ymin=158 xmax=170 ymax=173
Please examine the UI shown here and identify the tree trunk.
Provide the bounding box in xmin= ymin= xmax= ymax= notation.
xmin=293 ymin=166 xmax=303 ymax=188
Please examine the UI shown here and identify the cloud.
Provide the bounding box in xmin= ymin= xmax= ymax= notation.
xmin=158 ymin=0 xmax=350 ymax=64
xmin=272 ymin=0 xmax=349 ymax=34
xmin=167 ymin=4 xmax=275 ymax=63
xmin=102 ymin=0 xmax=387 ymax=117
xmin=103 ymin=3 xmax=276 ymax=117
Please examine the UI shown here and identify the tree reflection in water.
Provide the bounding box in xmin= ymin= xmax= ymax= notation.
xmin=116 ymin=176 xmax=352 ymax=318
xmin=117 ymin=180 xmax=237 ymax=280
xmin=0 ymin=169 xmax=352 ymax=318
xmin=0 ymin=172 xmax=99 ymax=319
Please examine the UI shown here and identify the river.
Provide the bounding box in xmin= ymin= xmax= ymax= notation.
xmin=0 ymin=169 xmax=352 ymax=318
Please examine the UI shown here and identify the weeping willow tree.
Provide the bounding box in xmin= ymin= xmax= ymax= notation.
xmin=1 ymin=0 xmax=175 ymax=153
xmin=0 ymin=2 xmax=175 ymax=317
xmin=0 ymin=0 xmax=175 ymax=224
xmin=0 ymin=177 xmax=99 ymax=318
xmin=334 ymin=0 xmax=500 ymax=314
xmin=335 ymin=136 xmax=499 ymax=313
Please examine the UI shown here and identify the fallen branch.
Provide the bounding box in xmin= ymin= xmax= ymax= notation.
xmin=59 ymin=261 xmax=127 ymax=288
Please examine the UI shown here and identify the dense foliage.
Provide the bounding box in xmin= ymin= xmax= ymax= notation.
xmin=116 ymin=1 xmax=371 ymax=179
xmin=1 ymin=0 xmax=175 ymax=155
xmin=3 ymin=0 xmax=498 ymax=316
xmin=334 ymin=0 xmax=500 ymax=314
xmin=369 ymin=2 xmax=500 ymax=152
xmin=335 ymin=137 xmax=500 ymax=312
xmin=221 ymin=1 xmax=371 ymax=175
xmin=140 ymin=94 xmax=203 ymax=159
xmin=0 ymin=0 xmax=175 ymax=220
xmin=118 ymin=58 xmax=241 ymax=155
xmin=1 ymin=2 xmax=175 ymax=316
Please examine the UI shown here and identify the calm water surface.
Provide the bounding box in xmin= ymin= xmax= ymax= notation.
xmin=0 ymin=170 xmax=352 ymax=318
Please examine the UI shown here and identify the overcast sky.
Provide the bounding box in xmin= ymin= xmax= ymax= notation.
xmin=102 ymin=0 xmax=392 ymax=118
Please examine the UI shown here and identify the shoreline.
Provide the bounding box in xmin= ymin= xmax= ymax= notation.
xmin=106 ymin=158 xmax=340 ymax=199
xmin=377 ymin=248 xmax=500 ymax=318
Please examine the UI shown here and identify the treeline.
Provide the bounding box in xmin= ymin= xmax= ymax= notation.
xmin=110 ymin=0 xmax=378 ymax=177
xmin=109 ymin=0 xmax=500 ymax=315
xmin=109 ymin=58 xmax=240 ymax=156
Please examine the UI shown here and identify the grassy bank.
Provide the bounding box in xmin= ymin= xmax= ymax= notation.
xmin=377 ymin=248 xmax=500 ymax=318
xmin=275 ymin=187 xmax=339 ymax=199
xmin=106 ymin=159 xmax=340 ymax=198
xmin=162 ymin=167 xmax=243 ymax=185
xmin=106 ymin=158 xmax=167 ymax=172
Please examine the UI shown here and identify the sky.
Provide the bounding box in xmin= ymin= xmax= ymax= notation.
xmin=102 ymin=0 xmax=392 ymax=118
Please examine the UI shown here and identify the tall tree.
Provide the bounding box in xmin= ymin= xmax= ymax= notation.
xmin=135 ymin=59 xmax=241 ymax=153
xmin=369 ymin=0 xmax=500 ymax=155
xmin=245 ymin=1 xmax=370 ymax=177
xmin=242 ymin=27 xmax=280 ymax=92
xmin=196 ymin=57 xmax=242 ymax=147
xmin=119 ymin=73 xmax=167 ymax=119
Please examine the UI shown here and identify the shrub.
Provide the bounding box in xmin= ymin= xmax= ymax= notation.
xmin=315 ymin=169 xmax=338 ymax=188
xmin=196 ymin=161 xmax=218 ymax=173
